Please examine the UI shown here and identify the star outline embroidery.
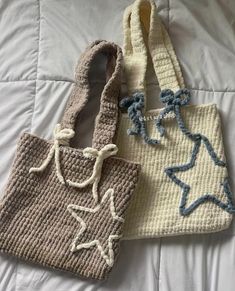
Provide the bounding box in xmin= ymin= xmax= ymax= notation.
xmin=67 ymin=188 xmax=124 ymax=267
xmin=165 ymin=139 xmax=235 ymax=216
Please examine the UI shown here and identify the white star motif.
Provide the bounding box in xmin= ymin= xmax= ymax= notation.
xmin=67 ymin=188 xmax=124 ymax=267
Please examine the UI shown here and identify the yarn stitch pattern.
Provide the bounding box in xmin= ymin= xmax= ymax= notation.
xmin=116 ymin=0 xmax=233 ymax=239
xmin=158 ymin=89 xmax=235 ymax=216
xmin=0 ymin=41 xmax=140 ymax=280
xmin=118 ymin=94 xmax=233 ymax=239
xmin=30 ymin=132 xmax=118 ymax=203
xmin=67 ymin=189 xmax=124 ymax=267
xmin=121 ymin=89 xmax=235 ymax=216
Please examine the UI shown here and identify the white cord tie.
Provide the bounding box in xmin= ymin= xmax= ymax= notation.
xmin=29 ymin=124 xmax=75 ymax=184
xmin=29 ymin=124 xmax=118 ymax=202
xmin=67 ymin=144 xmax=118 ymax=202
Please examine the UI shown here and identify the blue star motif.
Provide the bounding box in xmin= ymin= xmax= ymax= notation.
xmin=121 ymin=87 xmax=235 ymax=216
xmin=165 ymin=138 xmax=235 ymax=216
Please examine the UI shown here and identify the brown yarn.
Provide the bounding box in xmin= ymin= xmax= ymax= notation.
xmin=0 ymin=40 xmax=140 ymax=280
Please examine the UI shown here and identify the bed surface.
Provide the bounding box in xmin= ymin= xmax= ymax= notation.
xmin=0 ymin=0 xmax=235 ymax=290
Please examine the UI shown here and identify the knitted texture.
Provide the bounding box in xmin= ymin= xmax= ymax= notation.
xmin=118 ymin=104 xmax=232 ymax=239
xmin=123 ymin=0 xmax=185 ymax=96
xmin=116 ymin=0 xmax=233 ymax=239
xmin=0 ymin=41 xmax=140 ymax=280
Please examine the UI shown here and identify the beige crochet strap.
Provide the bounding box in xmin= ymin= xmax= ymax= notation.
xmin=123 ymin=0 xmax=185 ymax=96
xmin=61 ymin=40 xmax=123 ymax=150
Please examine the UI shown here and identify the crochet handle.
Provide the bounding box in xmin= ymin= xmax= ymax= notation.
xmin=123 ymin=0 xmax=185 ymax=96
xmin=61 ymin=40 xmax=122 ymax=150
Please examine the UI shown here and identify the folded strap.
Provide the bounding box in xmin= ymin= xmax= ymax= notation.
xmin=61 ymin=40 xmax=123 ymax=150
xmin=123 ymin=0 xmax=185 ymax=97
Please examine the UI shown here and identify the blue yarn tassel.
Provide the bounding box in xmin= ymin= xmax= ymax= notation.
xmin=120 ymin=92 xmax=159 ymax=145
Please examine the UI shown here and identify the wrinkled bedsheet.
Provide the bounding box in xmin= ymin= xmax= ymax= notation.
xmin=0 ymin=0 xmax=235 ymax=290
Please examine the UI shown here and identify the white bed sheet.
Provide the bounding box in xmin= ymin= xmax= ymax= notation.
xmin=0 ymin=0 xmax=235 ymax=290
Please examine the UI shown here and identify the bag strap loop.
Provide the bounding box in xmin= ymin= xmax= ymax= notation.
xmin=61 ymin=40 xmax=123 ymax=150
xmin=123 ymin=0 xmax=185 ymax=98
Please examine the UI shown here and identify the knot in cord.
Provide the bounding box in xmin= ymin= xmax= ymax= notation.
xmin=83 ymin=144 xmax=118 ymax=160
xmin=67 ymin=144 xmax=118 ymax=203
xmin=119 ymin=92 xmax=145 ymax=111
xmin=53 ymin=124 xmax=75 ymax=146
xmin=119 ymin=92 xmax=158 ymax=144
xmin=30 ymin=124 xmax=118 ymax=203
xmin=156 ymin=89 xmax=191 ymax=138
xmin=160 ymin=89 xmax=190 ymax=107
xmin=29 ymin=124 xmax=75 ymax=184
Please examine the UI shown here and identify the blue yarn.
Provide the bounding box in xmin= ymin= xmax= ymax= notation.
xmin=174 ymin=103 xmax=225 ymax=167
xmin=165 ymin=146 xmax=235 ymax=215
xmin=161 ymin=89 xmax=235 ymax=215
xmin=156 ymin=89 xmax=190 ymax=135
xmin=120 ymin=92 xmax=159 ymax=145
xmin=120 ymin=88 xmax=235 ymax=216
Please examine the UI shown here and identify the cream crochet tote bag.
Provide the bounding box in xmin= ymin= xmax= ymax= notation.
xmin=116 ymin=0 xmax=235 ymax=239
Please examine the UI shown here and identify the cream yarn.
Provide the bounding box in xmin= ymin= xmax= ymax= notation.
xmin=67 ymin=188 xmax=124 ymax=266
xmin=30 ymin=125 xmax=118 ymax=203
xmin=29 ymin=123 xmax=75 ymax=184
xmin=123 ymin=0 xmax=184 ymax=96
xmin=67 ymin=144 xmax=118 ymax=202
xmin=117 ymin=0 xmax=233 ymax=239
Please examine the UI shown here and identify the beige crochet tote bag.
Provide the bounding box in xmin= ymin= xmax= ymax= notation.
xmin=0 ymin=40 xmax=140 ymax=280
xmin=116 ymin=0 xmax=235 ymax=239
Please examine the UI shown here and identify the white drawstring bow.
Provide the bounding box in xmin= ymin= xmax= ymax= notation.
xmin=66 ymin=144 xmax=118 ymax=202
xmin=29 ymin=124 xmax=75 ymax=184
xmin=29 ymin=124 xmax=118 ymax=203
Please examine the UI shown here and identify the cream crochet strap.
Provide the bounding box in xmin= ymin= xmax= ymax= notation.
xmin=123 ymin=0 xmax=185 ymax=97
xmin=116 ymin=0 xmax=235 ymax=239
xmin=29 ymin=40 xmax=123 ymax=202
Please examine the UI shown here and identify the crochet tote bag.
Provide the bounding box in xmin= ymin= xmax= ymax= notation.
xmin=116 ymin=0 xmax=235 ymax=239
xmin=0 ymin=40 xmax=140 ymax=280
